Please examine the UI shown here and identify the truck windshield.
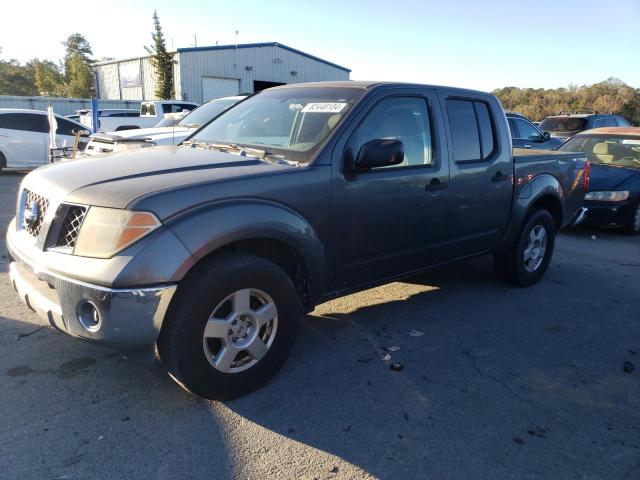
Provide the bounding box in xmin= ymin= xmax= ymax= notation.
xmin=189 ymin=87 xmax=366 ymax=163
xmin=177 ymin=97 xmax=242 ymax=129
xmin=539 ymin=117 xmax=587 ymax=133
xmin=559 ymin=135 xmax=640 ymax=169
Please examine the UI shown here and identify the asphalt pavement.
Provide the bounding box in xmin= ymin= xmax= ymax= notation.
xmin=1 ymin=172 xmax=639 ymax=479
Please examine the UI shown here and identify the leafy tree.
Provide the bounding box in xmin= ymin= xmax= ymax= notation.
xmin=33 ymin=59 xmax=64 ymax=96
xmin=145 ymin=11 xmax=174 ymax=99
xmin=0 ymin=48 xmax=38 ymax=95
xmin=62 ymin=54 xmax=94 ymax=97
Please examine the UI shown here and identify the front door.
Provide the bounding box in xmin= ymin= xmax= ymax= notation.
xmin=331 ymin=92 xmax=450 ymax=290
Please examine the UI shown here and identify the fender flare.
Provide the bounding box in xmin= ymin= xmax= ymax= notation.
xmin=497 ymin=174 xmax=564 ymax=251
xmin=165 ymin=199 xmax=328 ymax=303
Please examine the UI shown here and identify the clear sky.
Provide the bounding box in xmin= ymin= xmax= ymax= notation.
xmin=2 ymin=0 xmax=639 ymax=91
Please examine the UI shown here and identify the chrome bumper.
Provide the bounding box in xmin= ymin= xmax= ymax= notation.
xmin=571 ymin=207 xmax=589 ymax=227
xmin=9 ymin=261 xmax=176 ymax=345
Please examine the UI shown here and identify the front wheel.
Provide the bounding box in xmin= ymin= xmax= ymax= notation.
xmin=494 ymin=209 xmax=556 ymax=287
xmin=157 ymin=253 xmax=300 ymax=400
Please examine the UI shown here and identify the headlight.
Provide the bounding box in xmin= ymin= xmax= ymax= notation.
xmin=74 ymin=207 xmax=161 ymax=258
xmin=584 ymin=191 xmax=630 ymax=202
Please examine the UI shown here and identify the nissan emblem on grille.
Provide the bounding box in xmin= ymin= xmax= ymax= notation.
xmin=23 ymin=200 xmax=39 ymax=229
xmin=22 ymin=191 xmax=49 ymax=237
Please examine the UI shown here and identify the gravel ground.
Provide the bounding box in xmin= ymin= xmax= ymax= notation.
xmin=1 ymin=172 xmax=639 ymax=479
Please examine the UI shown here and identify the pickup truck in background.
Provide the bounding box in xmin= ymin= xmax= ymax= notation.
xmin=80 ymin=100 xmax=198 ymax=132
xmin=6 ymin=82 xmax=589 ymax=400
xmin=82 ymin=96 xmax=246 ymax=156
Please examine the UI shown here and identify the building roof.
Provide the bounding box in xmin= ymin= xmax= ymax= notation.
xmin=176 ymin=42 xmax=351 ymax=73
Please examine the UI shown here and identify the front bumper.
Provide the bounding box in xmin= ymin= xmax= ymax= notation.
xmin=583 ymin=199 xmax=636 ymax=228
xmin=8 ymin=260 xmax=176 ymax=345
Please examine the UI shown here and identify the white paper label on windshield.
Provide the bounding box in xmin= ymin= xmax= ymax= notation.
xmin=622 ymin=139 xmax=640 ymax=145
xmin=301 ymin=102 xmax=347 ymax=113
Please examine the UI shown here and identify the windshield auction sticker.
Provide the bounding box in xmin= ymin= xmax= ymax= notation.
xmin=302 ymin=103 xmax=347 ymax=113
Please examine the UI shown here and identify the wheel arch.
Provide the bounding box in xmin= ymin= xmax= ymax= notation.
xmin=496 ymin=174 xmax=565 ymax=251
xmin=167 ymin=200 xmax=328 ymax=312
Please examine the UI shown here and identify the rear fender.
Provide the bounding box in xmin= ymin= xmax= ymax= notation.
xmin=496 ymin=174 xmax=564 ymax=251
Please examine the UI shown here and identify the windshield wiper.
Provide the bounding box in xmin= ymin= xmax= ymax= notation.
xmin=181 ymin=140 xmax=211 ymax=149
xmin=208 ymin=143 xmax=297 ymax=166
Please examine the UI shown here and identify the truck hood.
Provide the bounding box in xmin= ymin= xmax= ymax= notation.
xmin=22 ymin=146 xmax=295 ymax=211
xmin=588 ymin=163 xmax=640 ymax=191
xmin=93 ymin=126 xmax=193 ymax=142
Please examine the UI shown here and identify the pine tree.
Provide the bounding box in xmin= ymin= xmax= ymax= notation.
xmin=61 ymin=34 xmax=94 ymax=97
xmin=145 ymin=11 xmax=174 ymax=99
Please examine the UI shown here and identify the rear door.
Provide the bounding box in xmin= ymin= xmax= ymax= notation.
xmin=440 ymin=94 xmax=513 ymax=256
xmin=331 ymin=89 xmax=450 ymax=290
xmin=0 ymin=113 xmax=47 ymax=167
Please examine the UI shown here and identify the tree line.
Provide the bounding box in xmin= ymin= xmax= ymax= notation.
xmin=0 ymin=11 xmax=174 ymax=100
xmin=0 ymin=33 xmax=94 ymax=98
xmin=493 ymin=78 xmax=640 ymax=125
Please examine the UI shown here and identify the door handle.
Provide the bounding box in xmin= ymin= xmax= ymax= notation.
xmin=492 ymin=171 xmax=509 ymax=183
xmin=425 ymin=178 xmax=447 ymax=192
xmin=524 ymin=144 xmax=532 ymax=149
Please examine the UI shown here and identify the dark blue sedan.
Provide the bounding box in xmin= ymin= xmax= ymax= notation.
xmin=558 ymin=127 xmax=640 ymax=234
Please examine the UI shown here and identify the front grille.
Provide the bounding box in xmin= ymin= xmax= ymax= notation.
xmin=56 ymin=206 xmax=88 ymax=248
xmin=23 ymin=191 xmax=49 ymax=237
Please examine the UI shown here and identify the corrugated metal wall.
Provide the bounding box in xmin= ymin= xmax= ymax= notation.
xmin=0 ymin=96 xmax=140 ymax=116
xmin=178 ymin=45 xmax=350 ymax=104
xmin=95 ymin=53 xmax=181 ymax=101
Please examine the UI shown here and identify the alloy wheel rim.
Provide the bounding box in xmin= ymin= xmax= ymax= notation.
xmin=633 ymin=205 xmax=640 ymax=231
xmin=523 ymin=225 xmax=547 ymax=273
xmin=202 ymin=288 xmax=278 ymax=373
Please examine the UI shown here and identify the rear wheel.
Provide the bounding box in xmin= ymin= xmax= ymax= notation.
xmin=624 ymin=201 xmax=640 ymax=235
xmin=0 ymin=152 xmax=6 ymax=172
xmin=157 ymin=253 xmax=300 ymax=400
xmin=494 ymin=209 xmax=556 ymax=287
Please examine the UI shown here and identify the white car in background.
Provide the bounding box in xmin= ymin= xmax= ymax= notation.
xmin=80 ymin=100 xmax=198 ymax=132
xmin=83 ymin=95 xmax=246 ymax=156
xmin=0 ymin=108 xmax=88 ymax=170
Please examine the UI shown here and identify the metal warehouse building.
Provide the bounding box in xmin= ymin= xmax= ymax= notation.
xmin=94 ymin=42 xmax=350 ymax=104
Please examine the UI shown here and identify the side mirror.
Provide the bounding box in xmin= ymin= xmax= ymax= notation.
xmin=354 ymin=139 xmax=404 ymax=171
xmin=542 ymin=131 xmax=551 ymax=141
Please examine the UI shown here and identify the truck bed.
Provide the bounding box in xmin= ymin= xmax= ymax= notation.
xmin=512 ymin=147 xmax=588 ymax=228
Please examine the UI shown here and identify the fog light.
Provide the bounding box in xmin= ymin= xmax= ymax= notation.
xmin=77 ymin=301 xmax=101 ymax=332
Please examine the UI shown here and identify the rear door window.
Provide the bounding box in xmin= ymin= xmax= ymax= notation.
xmin=446 ymin=99 xmax=496 ymax=162
xmin=603 ymin=117 xmax=617 ymax=127
xmin=0 ymin=113 xmax=48 ymax=133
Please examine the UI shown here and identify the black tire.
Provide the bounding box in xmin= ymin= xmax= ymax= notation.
xmin=157 ymin=253 xmax=300 ymax=400
xmin=624 ymin=201 xmax=640 ymax=236
xmin=0 ymin=152 xmax=6 ymax=172
xmin=494 ymin=209 xmax=556 ymax=287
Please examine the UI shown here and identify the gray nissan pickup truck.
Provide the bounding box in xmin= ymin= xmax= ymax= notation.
xmin=6 ymin=82 xmax=589 ymax=399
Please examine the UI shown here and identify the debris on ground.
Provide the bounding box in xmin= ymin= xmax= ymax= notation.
xmin=409 ymin=329 xmax=424 ymax=337
xmin=382 ymin=354 xmax=392 ymax=362
xmin=390 ymin=362 xmax=404 ymax=371
xmin=384 ymin=345 xmax=401 ymax=352
xmin=623 ymin=361 xmax=635 ymax=374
